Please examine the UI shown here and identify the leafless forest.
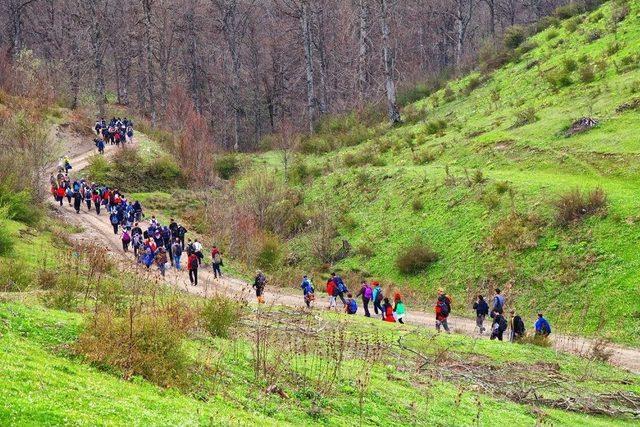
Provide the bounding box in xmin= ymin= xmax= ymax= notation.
xmin=3 ymin=0 xmax=594 ymax=149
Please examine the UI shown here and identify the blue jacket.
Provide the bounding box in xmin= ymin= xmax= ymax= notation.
xmin=301 ymin=278 xmax=313 ymax=295
xmin=535 ymin=317 xmax=551 ymax=335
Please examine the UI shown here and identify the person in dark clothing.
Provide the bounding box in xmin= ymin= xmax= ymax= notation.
xmin=355 ymin=281 xmax=372 ymax=317
xmin=490 ymin=311 xmax=508 ymax=341
xmin=509 ymin=309 xmax=526 ymax=342
xmin=73 ymin=191 xmax=82 ymax=214
xmin=331 ymin=272 xmax=347 ymax=306
xmin=372 ymin=281 xmax=383 ymax=316
xmin=253 ymin=270 xmax=267 ymax=303
xmin=534 ymin=313 xmax=552 ymax=336
xmin=110 ymin=212 xmax=119 ymax=234
xmin=472 ymin=295 xmax=489 ymax=335
xmin=176 ymin=224 xmax=187 ymax=247
xmin=492 ymin=288 xmax=506 ymax=314
xmin=187 ymin=252 xmax=199 ymax=286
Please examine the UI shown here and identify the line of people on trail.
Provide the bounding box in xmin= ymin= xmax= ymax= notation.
xmin=288 ymin=272 xmax=406 ymax=323
xmin=435 ymin=287 xmax=552 ymax=342
xmin=93 ymin=117 xmax=134 ymax=153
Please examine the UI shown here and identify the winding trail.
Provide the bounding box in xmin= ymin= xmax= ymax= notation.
xmin=49 ymin=131 xmax=640 ymax=375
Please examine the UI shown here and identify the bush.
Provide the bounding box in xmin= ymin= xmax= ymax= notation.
xmin=424 ymin=119 xmax=447 ymax=135
xmin=256 ymin=234 xmax=282 ymax=270
xmin=554 ymin=3 xmax=583 ymax=19
xmin=586 ymin=29 xmax=602 ymax=42
xmin=563 ymin=58 xmax=578 ymax=72
xmin=579 ymin=64 xmax=596 ymax=83
xmin=396 ymin=243 xmax=438 ymax=274
xmin=503 ymin=25 xmax=526 ymax=49
xmin=76 ymin=310 xmax=189 ymax=388
xmin=200 ymin=295 xmax=244 ymax=339
xmin=442 ymin=86 xmax=455 ymax=103
xmin=0 ymin=222 xmax=13 ymax=256
xmin=0 ymin=258 xmax=32 ymax=291
xmin=412 ymin=149 xmax=436 ymax=165
xmin=518 ymin=334 xmax=552 ymax=347
xmin=554 ymin=187 xmax=607 ymax=226
xmin=397 ymin=83 xmax=431 ymax=106
xmin=411 ymin=198 xmax=424 ymax=212
xmin=462 ymin=76 xmax=482 ymax=96
xmin=0 ymin=186 xmax=39 ymax=225
xmin=214 ymin=154 xmax=240 ymax=180
xmin=85 ymin=155 xmax=111 ymax=184
xmin=515 ymin=40 xmax=538 ymax=56
xmin=606 ymin=41 xmax=622 ymax=56
xmin=545 ymin=69 xmax=573 ymax=89
xmin=145 ymin=155 xmax=183 ymax=188
xmin=536 ymin=17 xmax=560 ymax=33
xmin=486 ymin=212 xmax=543 ymax=252
xmin=546 ymin=29 xmax=560 ymax=40
xmin=513 ymin=107 xmax=538 ymax=127
xmin=611 ymin=3 xmax=629 ymax=23
xmin=564 ymin=16 xmax=581 ymax=32
xmin=479 ymin=42 xmax=512 ymax=72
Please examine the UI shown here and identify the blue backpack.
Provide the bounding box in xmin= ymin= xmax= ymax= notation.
xmin=347 ymin=299 xmax=357 ymax=314
xmin=335 ymin=277 xmax=347 ymax=294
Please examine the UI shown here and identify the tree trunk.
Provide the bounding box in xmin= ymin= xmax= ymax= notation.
xmin=141 ymin=0 xmax=156 ymax=125
xmin=379 ymin=0 xmax=401 ymax=124
xmin=301 ymin=0 xmax=316 ymax=133
xmin=357 ymin=0 xmax=370 ymax=105
xmin=315 ymin=4 xmax=328 ymax=114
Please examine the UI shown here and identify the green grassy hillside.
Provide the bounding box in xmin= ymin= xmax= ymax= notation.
xmin=237 ymin=0 xmax=640 ymax=344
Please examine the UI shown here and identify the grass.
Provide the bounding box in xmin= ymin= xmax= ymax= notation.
xmin=216 ymin=0 xmax=640 ymax=346
xmin=1 ymin=301 xmax=637 ymax=425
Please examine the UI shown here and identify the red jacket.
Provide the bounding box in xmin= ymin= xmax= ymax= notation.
xmin=187 ymin=253 xmax=198 ymax=270
xmin=55 ymin=187 xmax=66 ymax=198
xmin=435 ymin=302 xmax=448 ymax=321
xmin=383 ymin=305 xmax=396 ymax=322
xmin=326 ymin=279 xmax=335 ymax=296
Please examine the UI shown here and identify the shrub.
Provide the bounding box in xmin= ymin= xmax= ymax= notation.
xmin=424 ymin=119 xmax=447 ymax=135
xmin=145 ymin=155 xmax=183 ymax=188
xmin=513 ymin=107 xmax=538 ymax=127
xmin=411 ymin=198 xmax=424 ymax=212
xmin=589 ymin=11 xmax=604 ymax=23
xmin=0 ymin=221 xmax=13 ymax=256
xmin=553 ymin=187 xmax=607 ymax=226
xmin=518 ymin=334 xmax=552 ymax=347
xmin=256 ymin=234 xmax=282 ymax=270
xmin=214 ymin=154 xmax=240 ymax=180
xmin=486 ymin=212 xmax=543 ymax=252
xmin=412 ymin=149 xmax=436 ymax=165
xmin=342 ymin=147 xmax=382 ymax=167
xmin=545 ymin=69 xmax=573 ymax=89
xmin=586 ymin=29 xmax=602 ymax=42
xmin=536 ymin=16 xmax=560 ymax=33
xmin=479 ymin=42 xmax=512 ymax=72
xmin=442 ymin=86 xmax=455 ymax=103
xmin=495 ymin=181 xmax=511 ymax=195
xmin=515 ymin=40 xmax=538 ymax=56
xmin=472 ymin=169 xmax=486 ymax=184
xmin=606 ymin=41 xmax=622 ymax=56
xmin=554 ymin=3 xmax=583 ymax=19
xmin=579 ymin=64 xmax=596 ymax=83
xmin=200 ymin=295 xmax=244 ymax=339
xmin=503 ymin=25 xmax=526 ymax=49
xmin=397 ymin=83 xmax=431 ymax=106
xmin=611 ymin=3 xmax=629 ymax=23
xmin=85 ymin=154 xmax=111 ymax=184
xmin=396 ymin=243 xmax=438 ymax=274
xmin=463 ymin=76 xmax=482 ymax=96
xmin=76 ymin=310 xmax=189 ymax=388
xmin=0 ymin=258 xmax=32 ymax=291
xmin=564 ymin=16 xmax=581 ymax=32
xmin=563 ymin=58 xmax=578 ymax=72
xmin=546 ymin=29 xmax=560 ymax=40
xmin=0 ymin=185 xmax=40 ymax=225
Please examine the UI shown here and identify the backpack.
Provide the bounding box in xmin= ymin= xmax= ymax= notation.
xmin=438 ymin=300 xmax=449 ymax=316
xmin=335 ymin=278 xmax=347 ymax=294
xmin=364 ymin=286 xmax=373 ymax=300
xmin=122 ymin=231 xmax=131 ymax=243
xmin=498 ymin=316 xmax=508 ymax=332
xmin=110 ymin=214 xmax=119 ymax=225
xmin=347 ymin=299 xmax=357 ymax=314
xmin=213 ymin=252 xmax=222 ymax=263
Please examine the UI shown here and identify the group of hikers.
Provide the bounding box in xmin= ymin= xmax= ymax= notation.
xmin=93 ymin=117 xmax=134 ymax=154
xmin=54 ymin=120 xmax=552 ymax=344
xmin=296 ymin=274 xmax=552 ymax=340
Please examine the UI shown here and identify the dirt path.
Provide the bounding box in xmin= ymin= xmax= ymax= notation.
xmin=48 ymin=133 xmax=640 ymax=375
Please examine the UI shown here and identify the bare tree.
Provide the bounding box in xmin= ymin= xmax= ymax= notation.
xmin=378 ymin=0 xmax=401 ymax=124
xmin=356 ymin=0 xmax=371 ymax=105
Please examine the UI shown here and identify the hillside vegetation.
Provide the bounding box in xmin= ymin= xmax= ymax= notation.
xmin=213 ymin=0 xmax=640 ymax=345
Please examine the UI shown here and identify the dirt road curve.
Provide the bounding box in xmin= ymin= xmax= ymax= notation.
xmin=49 ymin=133 xmax=640 ymax=374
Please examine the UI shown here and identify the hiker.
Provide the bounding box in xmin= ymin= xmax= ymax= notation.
xmin=372 ymin=281 xmax=383 ymax=315
xmin=253 ymin=270 xmax=267 ymax=303
xmin=55 ymin=185 xmax=65 ymax=206
xmin=382 ymin=297 xmax=396 ymax=322
xmin=301 ymin=275 xmax=315 ymax=308
xmin=331 ymin=272 xmax=348 ymax=306
xmin=65 ymin=186 xmax=73 ymax=205
xmin=109 ymin=211 xmax=119 ymax=234
xmin=473 ymin=295 xmax=489 ymax=335
xmin=155 ymin=247 xmax=168 ymax=277
xmin=393 ymin=293 xmax=406 ymax=324
xmin=63 ymin=156 xmax=72 ymax=173
xmin=492 ymin=288 xmax=506 ymax=314
xmin=187 ymin=251 xmax=199 ymax=286
xmin=326 ymin=277 xmax=337 ymax=310
xmin=437 ymin=288 xmax=452 ymax=315
xmin=92 ymin=190 xmax=101 ymax=214
xmin=176 ymin=224 xmax=187 ymax=247
xmin=490 ymin=311 xmax=508 ymax=341
xmin=344 ymin=293 xmax=358 ymax=315
xmin=73 ymin=190 xmax=82 ymax=214
xmin=193 ymin=239 xmax=203 ymax=265
xmin=509 ymin=310 xmax=526 ymax=342
xmin=435 ymin=294 xmax=450 ymax=333
xmin=534 ymin=313 xmax=551 ymax=336
xmin=96 ymin=138 xmax=105 ymax=154
xmin=141 ymin=245 xmax=155 ymax=269
xmin=211 ymin=245 xmax=223 ymax=278
xmin=132 ymin=200 xmax=143 ymax=221
xmin=121 ymin=229 xmax=131 ymax=252
xmin=355 ymin=280 xmax=372 ymax=317
xmin=171 ymin=238 xmax=183 ymax=270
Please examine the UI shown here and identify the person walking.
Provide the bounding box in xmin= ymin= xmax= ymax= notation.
xmin=187 ymin=251 xmax=199 ymax=286
xmin=109 ymin=211 xmax=119 ymax=234
xmin=492 ymin=288 xmax=506 ymax=314
xmin=121 ymin=229 xmax=131 ymax=252
xmin=473 ymin=295 xmax=489 ymax=335
xmin=372 ymin=281 xmax=384 ymax=316
xmin=253 ymin=270 xmax=267 ymax=304
xmin=331 ymin=272 xmax=348 ymax=306
xmin=193 ymin=239 xmax=203 ymax=266
xmin=155 ymin=247 xmax=168 ymax=277
xmin=534 ymin=313 xmax=551 ymax=336
xmin=509 ymin=309 xmax=526 ymax=342
xmin=393 ymin=294 xmax=406 ymax=324
xmin=73 ymin=190 xmax=82 ymax=214
xmin=435 ymin=294 xmax=450 ymax=333
xmin=211 ymin=245 xmax=223 ymax=279
xmin=301 ymin=275 xmax=315 ymax=308
xmin=326 ymin=277 xmax=337 ymax=310
xmin=171 ymin=238 xmax=183 ymax=270
xmin=355 ymin=280 xmax=372 ymax=317
xmin=490 ymin=311 xmax=508 ymax=341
